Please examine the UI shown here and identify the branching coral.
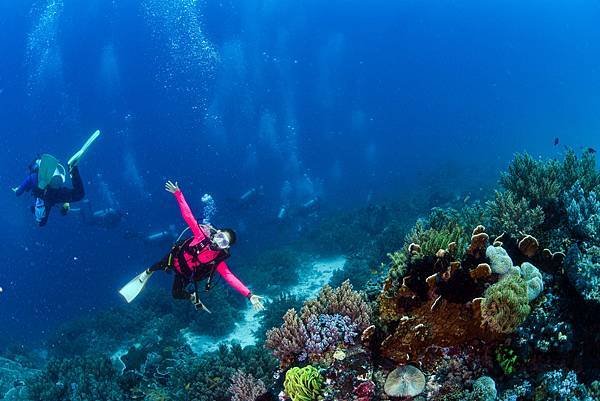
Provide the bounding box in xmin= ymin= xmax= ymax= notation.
xmin=265 ymin=309 xmax=309 ymax=368
xmin=487 ymin=190 xmax=545 ymax=237
xmin=565 ymin=244 xmax=600 ymax=304
xmin=283 ymin=366 xmax=323 ymax=401
xmin=480 ymin=274 xmax=530 ymax=334
xmin=229 ymin=370 xmax=267 ymax=401
xmin=300 ymin=281 xmax=371 ymax=332
xmin=564 ymin=182 xmax=600 ymax=242
xmin=303 ymin=314 xmax=358 ymax=361
xmin=500 ymin=153 xmax=562 ymax=209
xmin=27 ymin=356 xmax=126 ymax=401
xmin=265 ymin=281 xmax=371 ymax=368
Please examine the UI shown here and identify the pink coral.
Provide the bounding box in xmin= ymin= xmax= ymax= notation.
xmin=354 ymin=380 xmax=375 ymax=400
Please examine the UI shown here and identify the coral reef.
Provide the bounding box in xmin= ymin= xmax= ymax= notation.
xmin=0 ymin=357 xmax=39 ymax=399
xmin=7 ymin=151 xmax=600 ymax=401
xmin=27 ymin=356 xmax=126 ymax=401
xmin=255 ymin=293 xmax=304 ymax=341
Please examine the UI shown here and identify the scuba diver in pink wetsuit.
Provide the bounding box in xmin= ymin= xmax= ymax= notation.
xmin=120 ymin=181 xmax=265 ymax=312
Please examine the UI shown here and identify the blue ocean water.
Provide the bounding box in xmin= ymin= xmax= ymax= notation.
xmin=0 ymin=0 xmax=599 ymax=388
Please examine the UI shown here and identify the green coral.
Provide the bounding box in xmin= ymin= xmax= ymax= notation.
xmin=495 ymin=346 xmax=519 ymax=375
xmin=500 ymin=153 xmax=562 ymax=209
xmin=481 ymin=274 xmax=530 ymax=334
xmin=487 ymin=190 xmax=545 ymax=237
xmin=284 ymin=366 xmax=323 ymax=401
xmin=387 ymin=251 xmax=407 ymax=277
xmin=406 ymin=218 xmax=466 ymax=257
xmin=500 ymin=150 xmax=600 ymax=214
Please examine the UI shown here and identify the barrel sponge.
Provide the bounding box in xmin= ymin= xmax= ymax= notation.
xmin=520 ymin=262 xmax=544 ymax=301
xmin=481 ymin=274 xmax=530 ymax=334
xmin=486 ymin=245 xmax=514 ymax=275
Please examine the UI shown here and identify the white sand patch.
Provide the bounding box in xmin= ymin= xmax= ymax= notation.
xmin=184 ymin=255 xmax=346 ymax=355
xmin=289 ymin=256 xmax=347 ymax=299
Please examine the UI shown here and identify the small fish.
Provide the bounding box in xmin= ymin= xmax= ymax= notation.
xmin=554 ymin=137 xmax=559 ymax=146
xmin=585 ymin=147 xmax=597 ymax=154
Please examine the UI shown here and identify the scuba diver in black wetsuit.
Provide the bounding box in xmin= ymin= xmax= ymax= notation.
xmin=13 ymin=159 xmax=85 ymax=227
xmin=12 ymin=130 xmax=101 ymax=227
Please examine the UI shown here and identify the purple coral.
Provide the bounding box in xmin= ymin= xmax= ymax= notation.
xmin=303 ymin=314 xmax=358 ymax=360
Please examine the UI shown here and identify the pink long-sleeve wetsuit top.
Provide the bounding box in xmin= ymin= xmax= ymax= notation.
xmin=172 ymin=189 xmax=251 ymax=298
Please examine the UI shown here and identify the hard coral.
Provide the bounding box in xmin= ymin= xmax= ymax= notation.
xmin=487 ymin=190 xmax=545 ymax=239
xmin=564 ymin=244 xmax=600 ymax=304
xmin=266 ymin=281 xmax=371 ymax=368
xmin=384 ymin=365 xmax=426 ymax=398
xmin=265 ymin=309 xmax=308 ymax=368
xmin=229 ymin=370 xmax=267 ymax=401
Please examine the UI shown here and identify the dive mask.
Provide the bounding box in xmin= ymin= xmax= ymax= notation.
xmin=212 ymin=231 xmax=230 ymax=249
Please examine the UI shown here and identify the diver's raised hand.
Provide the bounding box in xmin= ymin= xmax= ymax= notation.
xmin=249 ymin=294 xmax=265 ymax=311
xmin=165 ymin=180 xmax=179 ymax=193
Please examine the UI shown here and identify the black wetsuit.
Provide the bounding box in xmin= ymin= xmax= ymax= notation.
xmin=147 ymin=253 xmax=192 ymax=300
xmin=32 ymin=166 xmax=85 ymax=226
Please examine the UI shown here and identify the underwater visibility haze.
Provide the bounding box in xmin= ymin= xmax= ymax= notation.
xmin=0 ymin=1 xmax=599 ymax=400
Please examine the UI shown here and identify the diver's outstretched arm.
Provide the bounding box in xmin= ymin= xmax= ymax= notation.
xmin=215 ymin=261 xmax=251 ymax=298
xmin=216 ymin=261 xmax=266 ymax=311
xmin=13 ymin=174 xmax=36 ymax=196
xmin=165 ymin=180 xmax=206 ymax=241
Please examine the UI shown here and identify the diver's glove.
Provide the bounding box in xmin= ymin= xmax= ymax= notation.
xmin=249 ymin=294 xmax=265 ymax=311
xmin=190 ymin=293 xmax=212 ymax=314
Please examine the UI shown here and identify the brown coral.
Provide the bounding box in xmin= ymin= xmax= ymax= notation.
xmin=379 ymin=296 xmax=501 ymax=365
xmin=408 ymin=243 xmax=422 ymax=255
xmin=470 ymin=263 xmax=492 ymax=280
xmin=518 ymin=235 xmax=539 ymax=258
xmin=229 ymin=370 xmax=267 ymax=401
xmin=265 ymin=309 xmax=308 ymax=368
xmin=467 ymin=226 xmax=489 ymax=259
